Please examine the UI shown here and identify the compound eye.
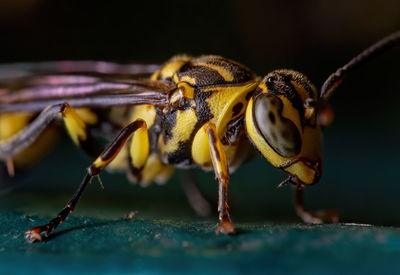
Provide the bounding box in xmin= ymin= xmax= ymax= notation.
xmin=253 ymin=94 xmax=302 ymax=157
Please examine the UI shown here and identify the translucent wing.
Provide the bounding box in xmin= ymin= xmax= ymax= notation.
xmin=0 ymin=61 xmax=174 ymax=113
xmin=0 ymin=60 xmax=160 ymax=80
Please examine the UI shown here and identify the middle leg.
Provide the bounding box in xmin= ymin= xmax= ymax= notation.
xmin=293 ymin=184 xmax=339 ymax=224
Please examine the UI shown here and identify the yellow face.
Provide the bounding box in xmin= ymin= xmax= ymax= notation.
xmin=245 ymin=70 xmax=323 ymax=185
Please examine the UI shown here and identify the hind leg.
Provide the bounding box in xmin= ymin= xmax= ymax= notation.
xmin=24 ymin=118 xmax=150 ymax=242
xmin=180 ymin=170 xmax=213 ymax=217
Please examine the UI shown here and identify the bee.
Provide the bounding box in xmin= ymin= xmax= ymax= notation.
xmin=0 ymin=31 xmax=399 ymax=243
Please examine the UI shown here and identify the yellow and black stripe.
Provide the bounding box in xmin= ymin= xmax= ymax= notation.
xmin=153 ymin=55 xmax=258 ymax=168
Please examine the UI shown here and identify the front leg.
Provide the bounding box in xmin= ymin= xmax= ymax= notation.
xmin=205 ymin=122 xmax=236 ymax=235
xmin=293 ymin=185 xmax=339 ymax=224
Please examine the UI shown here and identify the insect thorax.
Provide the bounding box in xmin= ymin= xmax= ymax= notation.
xmin=145 ymin=55 xmax=259 ymax=168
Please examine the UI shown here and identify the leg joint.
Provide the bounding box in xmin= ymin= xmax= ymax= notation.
xmin=87 ymin=165 xmax=100 ymax=176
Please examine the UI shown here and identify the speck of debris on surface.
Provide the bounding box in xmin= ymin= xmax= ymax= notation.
xmin=125 ymin=211 xmax=138 ymax=220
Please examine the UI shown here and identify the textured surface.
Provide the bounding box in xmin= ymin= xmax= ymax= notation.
xmin=1 ymin=131 xmax=400 ymax=274
xmin=1 ymin=210 xmax=400 ymax=274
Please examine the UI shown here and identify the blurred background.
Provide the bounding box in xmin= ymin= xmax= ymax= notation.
xmin=0 ymin=0 xmax=400 ymax=226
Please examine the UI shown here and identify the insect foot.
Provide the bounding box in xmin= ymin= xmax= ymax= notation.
xmin=24 ymin=206 xmax=71 ymax=242
xmin=216 ymin=219 xmax=236 ymax=235
xmin=25 ymin=226 xmax=46 ymax=243
xmin=313 ymin=209 xmax=339 ymax=223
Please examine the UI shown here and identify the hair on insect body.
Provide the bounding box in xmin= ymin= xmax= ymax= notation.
xmin=0 ymin=31 xmax=399 ymax=242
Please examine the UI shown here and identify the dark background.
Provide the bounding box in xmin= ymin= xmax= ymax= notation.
xmin=1 ymin=0 xmax=400 ymax=226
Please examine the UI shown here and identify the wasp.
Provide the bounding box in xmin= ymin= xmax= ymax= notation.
xmin=0 ymin=31 xmax=399 ymax=243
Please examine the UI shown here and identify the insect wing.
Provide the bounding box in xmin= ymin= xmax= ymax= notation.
xmin=0 ymin=61 xmax=160 ymax=80
xmin=0 ymin=62 xmax=174 ymax=113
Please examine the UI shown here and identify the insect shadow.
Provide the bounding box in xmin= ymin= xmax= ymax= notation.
xmin=42 ymin=218 xmax=130 ymax=242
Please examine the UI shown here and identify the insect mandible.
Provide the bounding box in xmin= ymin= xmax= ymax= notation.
xmin=0 ymin=31 xmax=399 ymax=242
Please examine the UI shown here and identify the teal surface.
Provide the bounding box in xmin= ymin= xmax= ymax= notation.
xmin=1 ymin=130 xmax=400 ymax=274
xmin=1 ymin=210 xmax=400 ymax=274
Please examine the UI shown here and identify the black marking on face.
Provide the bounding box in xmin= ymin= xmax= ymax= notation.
xmin=253 ymin=93 xmax=302 ymax=157
xmin=263 ymin=71 xmax=305 ymax=123
xmin=280 ymin=70 xmax=316 ymax=99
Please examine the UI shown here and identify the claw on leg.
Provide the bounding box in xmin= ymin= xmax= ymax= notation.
xmin=216 ymin=218 xmax=236 ymax=235
xmin=25 ymin=226 xmax=45 ymax=243
xmin=24 ymin=206 xmax=71 ymax=243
